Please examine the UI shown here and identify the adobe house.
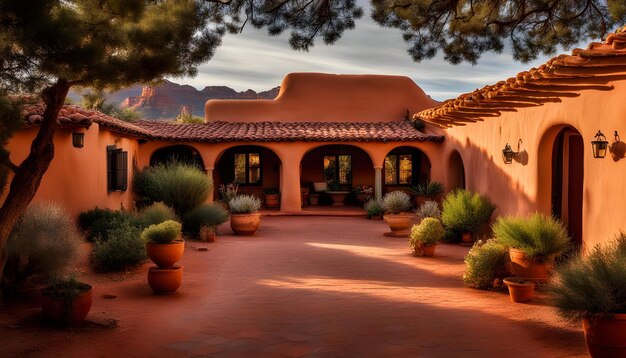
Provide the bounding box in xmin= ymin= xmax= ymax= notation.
xmin=4 ymin=27 xmax=626 ymax=249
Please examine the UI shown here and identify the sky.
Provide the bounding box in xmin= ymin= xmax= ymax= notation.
xmin=179 ymin=5 xmax=558 ymax=101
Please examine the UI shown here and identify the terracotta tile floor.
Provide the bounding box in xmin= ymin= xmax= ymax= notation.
xmin=0 ymin=216 xmax=588 ymax=357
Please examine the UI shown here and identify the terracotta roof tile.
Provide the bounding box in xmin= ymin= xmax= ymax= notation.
xmin=416 ymin=27 xmax=626 ymax=127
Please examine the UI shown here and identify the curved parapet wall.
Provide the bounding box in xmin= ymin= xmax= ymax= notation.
xmin=205 ymin=73 xmax=439 ymax=123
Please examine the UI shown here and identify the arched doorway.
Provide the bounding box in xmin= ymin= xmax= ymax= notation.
xmin=448 ymin=150 xmax=466 ymax=190
xmin=215 ymin=145 xmax=281 ymax=202
xmin=383 ymin=146 xmax=431 ymax=194
xmin=551 ymin=127 xmax=584 ymax=247
xmin=150 ymin=145 xmax=205 ymax=171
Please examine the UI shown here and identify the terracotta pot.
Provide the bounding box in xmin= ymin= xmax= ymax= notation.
xmin=509 ymin=248 xmax=553 ymax=282
xmin=583 ymin=314 xmax=626 ymax=358
xmin=309 ymin=193 xmax=320 ymax=205
xmin=383 ymin=213 xmax=413 ymax=237
xmin=199 ymin=226 xmax=215 ymax=242
xmin=146 ymin=240 xmax=184 ymax=268
xmin=40 ymin=284 xmax=93 ymax=325
xmin=264 ymin=193 xmax=280 ymax=208
xmin=503 ymin=277 xmax=535 ymax=303
xmin=230 ymin=212 xmax=261 ymax=235
xmin=461 ymin=232 xmax=474 ymax=243
xmin=326 ymin=191 xmax=349 ymax=206
xmin=416 ymin=244 xmax=437 ymax=257
xmin=301 ymin=188 xmax=309 ymax=207
xmin=369 ymin=215 xmax=382 ymax=220
xmin=148 ymin=266 xmax=182 ymax=295
xmin=414 ymin=195 xmax=427 ymax=208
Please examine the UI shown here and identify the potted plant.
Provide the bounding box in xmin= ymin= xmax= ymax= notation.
xmin=353 ymin=184 xmax=374 ymax=204
xmin=415 ymin=200 xmax=441 ymax=221
xmin=441 ymin=189 xmax=495 ymax=244
xmin=182 ymin=203 xmax=230 ymax=242
xmin=364 ymin=198 xmax=383 ymax=220
xmin=381 ymin=191 xmax=413 ymax=237
xmin=141 ymin=220 xmax=184 ymax=268
xmin=147 ymin=266 xmax=183 ymax=295
xmin=325 ymin=181 xmax=349 ymax=206
xmin=229 ymin=194 xmax=262 ymax=235
xmin=493 ymin=213 xmax=569 ymax=282
xmin=263 ymin=188 xmax=280 ymax=209
xmin=40 ymin=276 xmax=93 ymax=325
xmin=503 ymin=277 xmax=536 ymax=303
xmin=409 ymin=217 xmax=444 ymax=257
xmin=411 ymin=180 xmax=444 ymax=207
xmin=550 ymin=235 xmax=626 ymax=357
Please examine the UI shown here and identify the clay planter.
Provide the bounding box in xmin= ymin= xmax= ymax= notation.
xmin=309 ymin=193 xmax=320 ymax=205
xmin=414 ymin=244 xmax=437 ymax=257
xmin=230 ymin=212 xmax=261 ymax=235
xmin=414 ymin=195 xmax=428 ymax=208
xmin=146 ymin=240 xmax=184 ymax=268
xmin=583 ymin=314 xmax=626 ymax=357
xmin=40 ymin=284 xmax=93 ymax=325
xmin=509 ymin=248 xmax=553 ymax=282
xmin=148 ymin=266 xmax=182 ymax=295
xmin=503 ymin=277 xmax=535 ymax=303
xmin=199 ymin=226 xmax=215 ymax=242
xmin=369 ymin=215 xmax=382 ymax=220
xmin=383 ymin=213 xmax=413 ymax=237
xmin=326 ymin=191 xmax=350 ymax=206
xmin=461 ymin=232 xmax=474 ymax=245
xmin=264 ymin=194 xmax=280 ymax=208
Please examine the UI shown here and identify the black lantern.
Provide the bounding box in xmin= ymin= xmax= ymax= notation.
xmin=72 ymin=132 xmax=85 ymax=148
xmin=502 ymin=143 xmax=515 ymax=164
xmin=591 ymin=130 xmax=609 ymax=158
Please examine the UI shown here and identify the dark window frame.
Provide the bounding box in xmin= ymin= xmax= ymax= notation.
xmin=233 ymin=152 xmax=263 ymax=186
xmin=107 ymin=145 xmax=128 ymax=192
xmin=323 ymin=154 xmax=352 ymax=185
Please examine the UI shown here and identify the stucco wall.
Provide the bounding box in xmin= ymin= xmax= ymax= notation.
xmin=205 ymin=73 xmax=439 ymax=123
xmin=3 ymin=124 xmax=138 ymax=218
xmin=441 ymin=78 xmax=626 ymax=249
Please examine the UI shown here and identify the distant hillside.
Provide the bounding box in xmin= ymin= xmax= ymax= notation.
xmin=69 ymin=80 xmax=280 ymax=120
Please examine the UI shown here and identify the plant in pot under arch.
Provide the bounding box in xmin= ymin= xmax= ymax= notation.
xmin=493 ymin=213 xmax=570 ymax=282
xmin=229 ymin=195 xmax=262 ymax=235
xmin=381 ymin=191 xmax=414 ymax=237
xmin=409 ymin=217 xmax=444 ymax=257
xmin=40 ymin=275 xmax=93 ymax=326
xmin=441 ymin=189 xmax=495 ymax=245
xmin=411 ymin=180 xmax=444 ymax=208
xmin=263 ymin=187 xmax=280 ymax=209
xmin=549 ymin=234 xmax=626 ymax=358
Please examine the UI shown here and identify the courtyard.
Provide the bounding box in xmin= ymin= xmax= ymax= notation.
xmin=1 ymin=216 xmax=587 ymax=357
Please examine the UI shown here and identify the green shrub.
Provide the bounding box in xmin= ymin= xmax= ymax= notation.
xmin=2 ymin=202 xmax=80 ymax=291
xmin=409 ymin=217 xmax=444 ymax=249
xmin=381 ymin=191 xmax=411 ymax=214
xmin=415 ymin=200 xmax=441 ymax=219
xmin=463 ymin=239 xmax=512 ymax=290
xmin=411 ymin=181 xmax=443 ymax=196
xmin=229 ymin=195 xmax=261 ymax=214
xmin=549 ymin=233 xmax=626 ymax=321
xmin=441 ymin=189 xmax=495 ymax=234
xmin=183 ymin=203 xmax=230 ymax=235
xmin=78 ymin=208 xmax=134 ymax=242
xmin=135 ymin=202 xmax=178 ymax=229
xmin=493 ymin=212 xmax=570 ymax=262
xmin=140 ymin=220 xmax=182 ymax=244
xmin=133 ymin=161 xmax=211 ymax=215
xmin=364 ymin=199 xmax=383 ymax=218
xmin=92 ymin=222 xmax=146 ymax=272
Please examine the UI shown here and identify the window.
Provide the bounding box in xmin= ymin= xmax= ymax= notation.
xmin=384 ymin=154 xmax=412 ymax=185
xmin=234 ymin=152 xmax=262 ymax=185
xmin=107 ymin=146 xmax=128 ymax=191
xmin=324 ymin=155 xmax=351 ymax=184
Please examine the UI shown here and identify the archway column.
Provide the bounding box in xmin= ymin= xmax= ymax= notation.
xmin=206 ymin=167 xmax=214 ymax=202
xmin=275 ymin=147 xmax=304 ymax=212
xmin=374 ymin=166 xmax=383 ymax=201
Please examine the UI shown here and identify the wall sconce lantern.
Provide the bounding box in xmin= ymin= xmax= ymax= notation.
xmin=502 ymin=139 xmax=522 ymax=164
xmin=72 ymin=132 xmax=85 ymax=148
xmin=591 ymin=130 xmax=609 ymax=158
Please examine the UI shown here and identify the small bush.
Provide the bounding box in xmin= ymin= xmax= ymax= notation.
xmin=92 ymin=222 xmax=146 ymax=271
xmin=441 ymin=189 xmax=495 ymax=234
xmin=463 ymin=239 xmax=512 ymax=290
xmin=415 ymin=200 xmax=441 ymax=220
xmin=409 ymin=217 xmax=444 ymax=249
xmin=381 ymin=191 xmax=411 ymax=214
xmin=3 ymin=202 xmax=80 ymax=291
xmin=229 ymin=195 xmax=261 ymax=214
xmin=133 ymin=161 xmax=211 ymax=215
xmin=183 ymin=203 xmax=230 ymax=235
xmin=219 ymin=183 xmax=239 ymax=203
xmin=78 ymin=208 xmax=134 ymax=242
xmin=141 ymin=220 xmax=182 ymax=244
xmin=135 ymin=202 xmax=178 ymax=229
xmin=364 ymin=199 xmax=383 ymax=218
xmin=411 ymin=181 xmax=443 ymax=196
xmin=493 ymin=212 xmax=570 ymax=262
xmin=549 ymin=233 xmax=626 ymax=321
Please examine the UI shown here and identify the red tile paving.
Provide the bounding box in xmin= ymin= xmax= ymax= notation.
xmin=0 ymin=216 xmax=587 ymax=357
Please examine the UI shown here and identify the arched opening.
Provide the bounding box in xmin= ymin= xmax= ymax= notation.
xmin=550 ymin=127 xmax=584 ymax=247
xmin=150 ymin=145 xmax=205 ymax=171
xmin=300 ymin=144 xmax=374 ymax=206
xmin=383 ymin=146 xmax=431 ymax=195
xmin=448 ymin=150 xmax=466 ymax=190
xmin=215 ymin=145 xmax=281 ymax=204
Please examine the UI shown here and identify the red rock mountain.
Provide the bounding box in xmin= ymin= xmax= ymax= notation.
xmin=112 ymin=80 xmax=279 ymax=119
